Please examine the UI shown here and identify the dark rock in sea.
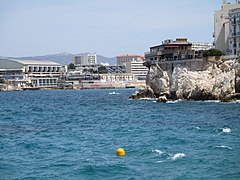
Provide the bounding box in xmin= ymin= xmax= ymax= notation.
xmin=190 ymin=88 xmax=218 ymax=101
xmin=236 ymin=76 xmax=240 ymax=93
xmin=157 ymin=95 xmax=168 ymax=103
xmin=220 ymin=93 xmax=240 ymax=102
xmin=129 ymin=86 xmax=156 ymax=99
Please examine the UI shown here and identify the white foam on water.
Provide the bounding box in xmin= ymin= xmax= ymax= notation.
xmin=204 ymin=100 xmax=221 ymax=103
xmin=166 ymin=101 xmax=176 ymax=104
xmin=217 ymin=127 xmax=232 ymax=135
xmin=215 ymin=145 xmax=232 ymax=150
xmin=152 ymin=149 xmax=165 ymax=155
xmin=222 ymin=128 xmax=231 ymax=133
xmin=156 ymin=160 xmax=164 ymax=163
xmin=109 ymin=92 xmax=119 ymax=95
xmin=170 ymin=153 xmax=186 ymax=160
xmin=194 ymin=126 xmax=201 ymax=130
xmin=166 ymin=99 xmax=182 ymax=104
xmin=139 ymin=98 xmax=154 ymax=100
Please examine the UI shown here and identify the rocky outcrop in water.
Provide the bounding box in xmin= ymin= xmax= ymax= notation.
xmin=131 ymin=58 xmax=240 ymax=102
xmin=130 ymin=86 xmax=156 ymax=99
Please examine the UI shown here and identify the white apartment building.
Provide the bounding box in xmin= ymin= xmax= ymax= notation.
xmin=116 ymin=54 xmax=148 ymax=80
xmin=229 ymin=7 xmax=240 ymax=55
xmin=73 ymin=53 xmax=97 ymax=65
xmin=117 ymin=54 xmax=144 ymax=66
xmin=130 ymin=61 xmax=148 ymax=80
xmin=214 ymin=0 xmax=240 ymax=55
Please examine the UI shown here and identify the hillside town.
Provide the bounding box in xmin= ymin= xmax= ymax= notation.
xmin=0 ymin=0 xmax=240 ymax=91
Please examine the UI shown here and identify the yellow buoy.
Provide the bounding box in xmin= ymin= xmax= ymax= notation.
xmin=116 ymin=148 xmax=125 ymax=156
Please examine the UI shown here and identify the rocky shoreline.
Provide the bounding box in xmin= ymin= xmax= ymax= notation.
xmin=130 ymin=58 xmax=240 ymax=102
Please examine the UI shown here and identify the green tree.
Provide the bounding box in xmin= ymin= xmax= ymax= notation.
xmin=203 ymin=49 xmax=224 ymax=57
xmin=68 ymin=63 xmax=75 ymax=69
xmin=98 ymin=66 xmax=108 ymax=74
xmin=0 ymin=78 xmax=4 ymax=83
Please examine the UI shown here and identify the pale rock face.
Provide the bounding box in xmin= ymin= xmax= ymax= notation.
xmin=147 ymin=63 xmax=169 ymax=96
xmin=147 ymin=59 xmax=239 ymax=100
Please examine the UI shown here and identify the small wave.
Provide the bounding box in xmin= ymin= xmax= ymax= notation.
xmin=204 ymin=100 xmax=221 ymax=103
xmin=109 ymin=92 xmax=119 ymax=95
xmin=152 ymin=149 xmax=165 ymax=155
xmin=216 ymin=127 xmax=231 ymax=135
xmin=215 ymin=145 xmax=232 ymax=150
xmin=166 ymin=99 xmax=182 ymax=104
xmin=222 ymin=128 xmax=231 ymax=133
xmin=194 ymin=126 xmax=201 ymax=130
xmin=139 ymin=98 xmax=155 ymax=101
xmin=169 ymin=153 xmax=186 ymax=160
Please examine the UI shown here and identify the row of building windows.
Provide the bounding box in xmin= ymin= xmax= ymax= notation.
xmin=27 ymin=66 xmax=60 ymax=73
xmin=38 ymin=79 xmax=57 ymax=84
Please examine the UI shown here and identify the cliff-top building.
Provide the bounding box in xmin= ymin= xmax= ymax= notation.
xmin=145 ymin=38 xmax=195 ymax=62
xmin=214 ymin=0 xmax=240 ymax=55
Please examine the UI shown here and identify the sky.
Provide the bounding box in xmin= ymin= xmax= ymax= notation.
xmin=0 ymin=0 xmax=234 ymax=57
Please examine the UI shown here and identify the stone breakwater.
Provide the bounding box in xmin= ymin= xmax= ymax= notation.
xmin=130 ymin=59 xmax=240 ymax=102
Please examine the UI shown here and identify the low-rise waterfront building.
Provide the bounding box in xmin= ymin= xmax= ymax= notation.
xmin=0 ymin=57 xmax=62 ymax=88
xmin=106 ymin=65 xmax=126 ymax=73
xmin=100 ymin=73 xmax=135 ymax=82
xmin=75 ymin=64 xmax=101 ymax=74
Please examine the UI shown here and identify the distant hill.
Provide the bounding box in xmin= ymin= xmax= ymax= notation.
xmin=97 ymin=55 xmax=117 ymax=65
xmin=15 ymin=53 xmax=117 ymax=65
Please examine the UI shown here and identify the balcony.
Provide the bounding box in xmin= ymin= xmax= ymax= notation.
xmin=144 ymin=51 xmax=162 ymax=58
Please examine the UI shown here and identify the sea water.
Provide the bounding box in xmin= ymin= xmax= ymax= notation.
xmin=0 ymin=89 xmax=240 ymax=179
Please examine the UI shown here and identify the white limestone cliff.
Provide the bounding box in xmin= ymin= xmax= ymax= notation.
xmin=133 ymin=59 xmax=240 ymax=101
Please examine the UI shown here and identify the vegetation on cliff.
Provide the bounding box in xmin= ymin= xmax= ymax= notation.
xmin=203 ymin=49 xmax=224 ymax=57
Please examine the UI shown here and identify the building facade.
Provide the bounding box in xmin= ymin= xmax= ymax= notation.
xmin=117 ymin=54 xmax=144 ymax=66
xmin=100 ymin=73 xmax=135 ymax=82
xmin=73 ymin=53 xmax=97 ymax=65
xmin=229 ymin=7 xmax=240 ymax=55
xmin=116 ymin=54 xmax=147 ymax=80
xmin=0 ymin=57 xmax=62 ymax=88
xmin=192 ymin=42 xmax=213 ymax=51
xmin=145 ymin=38 xmax=195 ymax=62
xmin=106 ymin=65 xmax=126 ymax=73
xmin=129 ymin=61 xmax=148 ymax=80
xmin=214 ymin=0 xmax=240 ymax=55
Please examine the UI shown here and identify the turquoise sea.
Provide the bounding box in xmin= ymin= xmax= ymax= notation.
xmin=0 ymin=89 xmax=240 ymax=179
